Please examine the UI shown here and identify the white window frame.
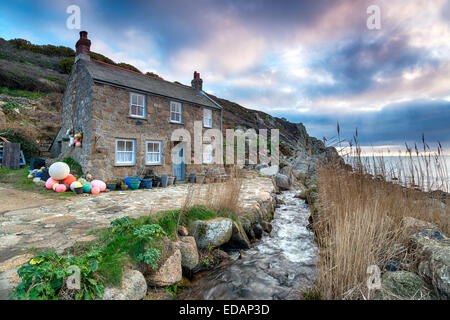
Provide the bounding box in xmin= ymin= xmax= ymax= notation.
xmin=203 ymin=108 xmax=213 ymax=128
xmin=202 ymin=144 xmax=214 ymax=164
xmin=170 ymin=101 xmax=182 ymax=123
xmin=145 ymin=140 xmax=162 ymax=165
xmin=115 ymin=138 xmax=136 ymax=166
xmin=129 ymin=92 xmax=146 ymax=119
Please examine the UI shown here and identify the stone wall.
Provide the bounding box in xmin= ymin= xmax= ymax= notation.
xmin=85 ymin=82 xmax=222 ymax=181
xmin=50 ymin=60 xmax=94 ymax=164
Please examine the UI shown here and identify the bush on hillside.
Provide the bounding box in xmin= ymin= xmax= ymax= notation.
xmin=117 ymin=63 xmax=141 ymax=73
xmin=59 ymin=57 xmax=75 ymax=74
xmin=89 ymin=52 xmax=115 ymax=65
xmin=8 ymin=38 xmax=75 ymax=57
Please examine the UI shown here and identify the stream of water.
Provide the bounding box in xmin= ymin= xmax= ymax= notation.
xmin=180 ymin=190 xmax=317 ymax=300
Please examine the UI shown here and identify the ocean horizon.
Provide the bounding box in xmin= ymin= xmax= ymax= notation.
xmin=344 ymin=155 xmax=450 ymax=192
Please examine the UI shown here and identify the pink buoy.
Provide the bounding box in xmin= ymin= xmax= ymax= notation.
xmin=55 ymin=184 xmax=67 ymax=193
xmin=45 ymin=178 xmax=58 ymax=190
xmin=91 ymin=180 xmax=106 ymax=192
xmin=91 ymin=186 xmax=100 ymax=195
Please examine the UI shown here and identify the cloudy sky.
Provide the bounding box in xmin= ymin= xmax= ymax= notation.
xmin=1 ymin=0 xmax=449 ymax=154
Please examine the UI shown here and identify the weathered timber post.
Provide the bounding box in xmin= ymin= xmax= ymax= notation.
xmin=2 ymin=142 xmax=21 ymax=169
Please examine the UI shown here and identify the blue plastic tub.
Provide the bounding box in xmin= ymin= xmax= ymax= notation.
xmin=141 ymin=178 xmax=152 ymax=189
xmin=124 ymin=177 xmax=141 ymax=188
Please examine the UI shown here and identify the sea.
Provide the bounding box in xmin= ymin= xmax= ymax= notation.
xmin=344 ymin=155 xmax=450 ymax=192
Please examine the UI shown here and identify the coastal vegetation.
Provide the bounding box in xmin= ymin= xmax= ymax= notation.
xmin=313 ymin=134 xmax=449 ymax=299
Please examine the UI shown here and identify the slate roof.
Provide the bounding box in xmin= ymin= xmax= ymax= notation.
xmin=82 ymin=59 xmax=221 ymax=110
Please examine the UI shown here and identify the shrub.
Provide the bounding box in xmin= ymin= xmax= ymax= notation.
xmin=59 ymin=57 xmax=75 ymax=74
xmin=89 ymin=52 xmax=115 ymax=65
xmin=12 ymin=250 xmax=103 ymax=300
xmin=116 ymin=63 xmax=141 ymax=73
xmin=13 ymin=217 xmax=168 ymax=299
xmin=96 ymin=217 xmax=166 ymax=285
xmin=63 ymin=157 xmax=83 ymax=177
xmin=8 ymin=38 xmax=75 ymax=57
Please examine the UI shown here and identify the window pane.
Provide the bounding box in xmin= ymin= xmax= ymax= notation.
xmin=138 ymin=95 xmax=143 ymax=106
xmin=117 ymin=140 xmax=125 ymax=151
xmin=132 ymin=94 xmax=137 ymax=105
xmin=126 ymin=141 xmax=133 ymax=152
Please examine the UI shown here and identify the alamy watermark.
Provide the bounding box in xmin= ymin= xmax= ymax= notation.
xmin=367 ymin=5 xmax=381 ymax=30
xmin=170 ymin=122 xmax=279 ymax=168
xmin=66 ymin=5 xmax=81 ymax=30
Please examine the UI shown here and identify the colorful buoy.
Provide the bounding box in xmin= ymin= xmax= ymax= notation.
xmin=46 ymin=178 xmax=58 ymax=190
xmin=82 ymin=182 xmax=92 ymax=193
xmin=55 ymin=184 xmax=67 ymax=193
xmin=49 ymin=162 xmax=70 ymax=180
xmin=91 ymin=186 xmax=100 ymax=195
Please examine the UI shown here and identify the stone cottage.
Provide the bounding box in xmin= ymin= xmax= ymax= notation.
xmin=51 ymin=31 xmax=223 ymax=182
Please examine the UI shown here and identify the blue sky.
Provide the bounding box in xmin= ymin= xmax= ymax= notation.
xmin=1 ymin=0 xmax=449 ymax=154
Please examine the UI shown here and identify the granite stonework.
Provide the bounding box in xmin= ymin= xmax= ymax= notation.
xmin=52 ymin=58 xmax=223 ymax=182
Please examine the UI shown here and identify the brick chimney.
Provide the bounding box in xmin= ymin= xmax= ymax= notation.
xmin=191 ymin=71 xmax=203 ymax=91
xmin=75 ymin=31 xmax=91 ymax=62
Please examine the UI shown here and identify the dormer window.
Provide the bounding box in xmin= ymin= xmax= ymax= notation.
xmin=130 ymin=92 xmax=145 ymax=118
xmin=170 ymin=101 xmax=182 ymax=123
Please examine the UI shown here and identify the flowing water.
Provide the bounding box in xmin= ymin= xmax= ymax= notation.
xmin=180 ymin=190 xmax=317 ymax=300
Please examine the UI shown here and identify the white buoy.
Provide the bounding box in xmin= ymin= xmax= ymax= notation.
xmin=49 ymin=162 xmax=70 ymax=180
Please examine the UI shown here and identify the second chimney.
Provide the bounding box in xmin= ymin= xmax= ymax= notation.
xmin=75 ymin=31 xmax=91 ymax=61
xmin=191 ymin=71 xmax=203 ymax=91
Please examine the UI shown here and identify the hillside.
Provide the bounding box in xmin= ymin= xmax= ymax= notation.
xmin=0 ymin=37 xmax=333 ymax=162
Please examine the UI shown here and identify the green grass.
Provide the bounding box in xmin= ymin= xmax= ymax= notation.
xmin=0 ymin=86 xmax=47 ymax=99
xmin=216 ymin=209 xmax=239 ymax=222
xmin=135 ymin=206 xmax=218 ymax=241
xmin=0 ymin=166 xmax=76 ymax=199
xmin=183 ymin=205 xmax=217 ymax=222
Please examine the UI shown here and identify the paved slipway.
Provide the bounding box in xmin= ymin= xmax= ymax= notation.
xmin=0 ymin=176 xmax=274 ymax=299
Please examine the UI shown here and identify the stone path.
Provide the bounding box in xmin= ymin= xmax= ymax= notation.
xmin=0 ymin=175 xmax=274 ymax=299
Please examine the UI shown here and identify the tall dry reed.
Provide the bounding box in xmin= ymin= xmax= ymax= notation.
xmin=314 ymin=134 xmax=449 ymax=299
xmin=176 ymin=168 xmax=244 ymax=234
xmin=205 ymin=173 xmax=243 ymax=214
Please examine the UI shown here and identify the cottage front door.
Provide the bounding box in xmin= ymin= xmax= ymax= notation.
xmin=173 ymin=147 xmax=185 ymax=181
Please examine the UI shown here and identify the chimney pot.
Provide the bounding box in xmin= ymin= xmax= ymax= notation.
xmin=191 ymin=71 xmax=203 ymax=91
